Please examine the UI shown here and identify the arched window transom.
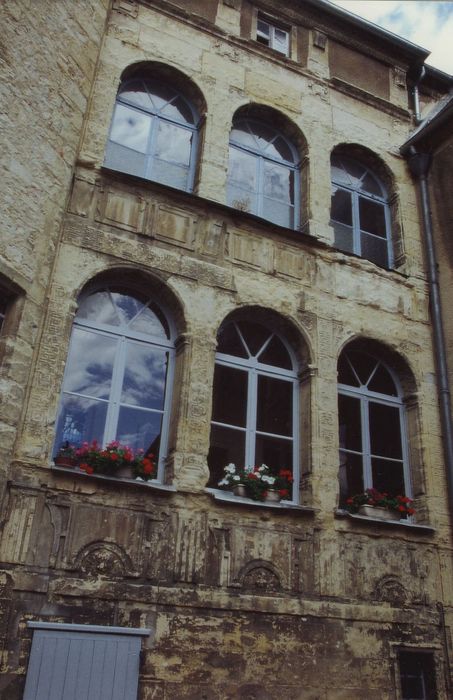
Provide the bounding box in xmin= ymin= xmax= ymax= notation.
xmin=54 ymin=289 xmax=175 ymax=479
xmin=338 ymin=349 xmax=411 ymax=504
xmin=331 ymin=155 xmax=392 ymax=268
xmin=105 ymin=76 xmax=199 ymax=191
xmin=208 ymin=320 xmax=299 ymax=501
xmin=227 ymin=119 xmax=300 ymax=229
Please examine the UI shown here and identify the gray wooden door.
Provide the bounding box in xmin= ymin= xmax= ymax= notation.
xmin=23 ymin=626 xmax=144 ymax=700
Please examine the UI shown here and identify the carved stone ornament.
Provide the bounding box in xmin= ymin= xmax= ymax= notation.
xmin=75 ymin=542 xmax=133 ymax=578
xmin=240 ymin=560 xmax=282 ymax=593
xmin=374 ymin=575 xmax=408 ymax=606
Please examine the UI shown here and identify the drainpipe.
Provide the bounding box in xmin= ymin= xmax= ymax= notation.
xmin=412 ymin=66 xmax=426 ymax=124
xmin=406 ymin=148 xmax=453 ymax=513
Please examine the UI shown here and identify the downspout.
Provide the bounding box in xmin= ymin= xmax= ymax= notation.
xmin=406 ymin=148 xmax=453 ymax=513
xmin=412 ymin=66 xmax=426 ymax=124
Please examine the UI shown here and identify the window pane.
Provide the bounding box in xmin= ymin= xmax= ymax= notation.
xmin=262 ymin=197 xmax=293 ymax=228
xmin=255 ymin=434 xmax=293 ymax=472
xmin=368 ymin=363 xmax=397 ymax=396
xmin=152 ymin=158 xmax=189 ymax=189
xmin=217 ymin=323 xmax=248 ymax=358
xmin=227 ymin=184 xmax=255 ymax=213
xmin=117 ymin=405 xmax=162 ymax=455
xmin=208 ymin=424 xmax=246 ymax=486
xmin=77 ymin=292 xmax=119 ymax=326
xmin=263 ymin=161 xmax=292 ymax=202
xmin=333 ymin=220 xmax=354 ymax=254
xmin=272 ymin=136 xmax=294 ymax=162
xmin=339 ymin=451 xmax=364 ymax=504
xmin=359 ymin=198 xmax=387 ymax=238
xmin=338 ymin=354 xmax=360 ymax=387
xmin=63 ymin=328 xmax=116 ymax=400
xmin=237 ymin=321 xmax=271 ymax=357
xmin=369 ymin=403 xmax=402 ymax=459
xmin=161 ymin=95 xmax=194 ymax=124
xmin=211 ymin=364 xmax=248 ymax=427
xmin=129 ymin=303 xmax=170 ymax=339
xmin=110 ymin=104 xmax=151 ymax=152
xmin=361 ymin=231 xmax=389 ymax=267
xmin=361 ymin=172 xmax=383 ymax=196
xmin=399 ymin=652 xmax=437 ymax=700
xmin=104 ymin=141 xmax=147 ymax=178
xmin=257 ymin=375 xmax=293 ymax=436
xmin=122 ymin=344 xmax=168 ymax=410
xmin=338 ymin=394 xmax=362 ymax=451
xmin=230 ymin=124 xmax=256 ymax=150
xmin=372 ymin=457 xmax=405 ymax=495
xmin=118 ymin=79 xmax=153 ymax=110
xmin=155 ymin=122 xmax=192 ymax=166
xmin=331 ymin=188 xmax=352 ymax=226
xmin=347 ymin=351 xmax=377 ymax=386
xmin=273 ymin=28 xmax=289 ymax=54
xmin=258 ymin=335 xmax=292 ymax=369
xmin=257 ymin=19 xmax=270 ymax=40
xmin=55 ymin=395 xmax=108 ymax=451
xmin=228 ymin=148 xmax=257 ymax=191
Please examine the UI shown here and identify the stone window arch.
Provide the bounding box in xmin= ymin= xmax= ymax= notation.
xmin=208 ymin=311 xmax=308 ymax=503
xmin=227 ymin=106 xmax=307 ymax=229
xmin=338 ymin=342 xmax=414 ymax=507
xmin=104 ymin=65 xmax=203 ymax=192
xmin=53 ymin=285 xmax=177 ymax=482
xmin=330 ymin=146 xmax=402 ymax=268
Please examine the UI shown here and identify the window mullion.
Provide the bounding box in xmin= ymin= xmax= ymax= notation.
xmin=145 ymin=115 xmax=158 ymax=180
xmin=104 ymin=336 xmax=127 ymax=445
xmin=246 ymin=369 xmax=257 ymax=466
xmin=352 ymin=192 xmax=361 ymax=255
xmin=361 ymin=398 xmax=373 ymax=489
xmin=257 ymin=156 xmax=264 ymax=217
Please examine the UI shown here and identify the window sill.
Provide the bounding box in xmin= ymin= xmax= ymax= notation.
xmin=207 ymin=488 xmax=316 ymax=514
xmin=51 ymin=465 xmax=176 ymax=493
xmin=335 ymin=508 xmax=435 ymax=534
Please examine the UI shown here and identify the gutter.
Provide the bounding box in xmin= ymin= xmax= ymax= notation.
xmin=402 ymin=146 xmax=453 ymax=516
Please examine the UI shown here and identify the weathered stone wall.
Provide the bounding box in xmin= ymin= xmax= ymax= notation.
xmin=1 ymin=1 xmax=453 ymax=698
xmin=0 ymin=0 xmax=109 ymax=487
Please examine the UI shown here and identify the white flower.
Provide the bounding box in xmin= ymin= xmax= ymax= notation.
xmin=233 ymin=475 xmax=240 ymax=481
xmin=225 ymin=463 xmax=236 ymax=474
xmin=258 ymin=464 xmax=268 ymax=472
xmin=244 ymin=465 xmax=254 ymax=473
xmin=218 ymin=478 xmax=229 ymax=486
xmin=262 ymin=475 xmax=275 ymax=484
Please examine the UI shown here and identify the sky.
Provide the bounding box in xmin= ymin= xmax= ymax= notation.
xmin=328 ymin=1 xmax=453 ymax=75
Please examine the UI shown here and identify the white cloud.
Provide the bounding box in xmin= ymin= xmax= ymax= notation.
xmin=328 ymin=1 xmax=453 ymax=74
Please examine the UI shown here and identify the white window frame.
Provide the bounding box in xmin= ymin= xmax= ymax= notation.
xmin=227 ymin=118 xmax=300 ymax=229
xmin=338 ymin=352 xmax=412 ymax=501
xmin=105 ymin=76 xmax=200 ymax=193
xmin=331 ymin=156 xmax=393 ymax=268
xmin=256 ymin=14 xmax=290 ymax=56
xmin=210 ymin=323 xmax=300 ymax=503
xmin=54 ymin=289 xmax=176 ymax=483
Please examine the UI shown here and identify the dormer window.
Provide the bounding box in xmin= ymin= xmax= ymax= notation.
xmin=256 ymin=15 xmax=290 ymax=56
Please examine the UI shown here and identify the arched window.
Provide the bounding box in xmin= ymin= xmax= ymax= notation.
xmin=208 ymin=320 xmax=299 ymax=500
xmin=330 ymin=154 xmax=392 ymax=267
xmin=104 ymin=74 xmax=200 ymax=191
xmin=54 ymin=288 xmax=175 ymax=479
xmin=338 ymin=348 xmax=411 ymax=505
xmin=227 ymin=118 xmax=300 ymax=228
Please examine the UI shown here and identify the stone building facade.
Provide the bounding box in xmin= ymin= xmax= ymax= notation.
xmin=1 ymin=0 xmax=453 ymax=698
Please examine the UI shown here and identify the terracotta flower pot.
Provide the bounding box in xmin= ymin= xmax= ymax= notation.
xmin=54 ymin=455 xmax=77 ymax=468
xmin=265 ymin=489 xmax=282 ymax=503
xmin=358 ymin=504 xmax=400 ymax=521
xmin=115 ymin=465 xmax=134 ymax=480
xmin=233 ymin=484 xmax=247 ymax=497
